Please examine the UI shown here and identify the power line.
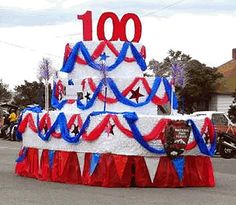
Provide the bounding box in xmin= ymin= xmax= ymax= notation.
xmin=141 ymin=0 xmax=186 ymax=17
xmin=0 ymin=40 xmax=61 ymax=59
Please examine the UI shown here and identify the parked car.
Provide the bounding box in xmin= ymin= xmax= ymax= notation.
xmin=192 ymin=111 xmax=236 ymax=158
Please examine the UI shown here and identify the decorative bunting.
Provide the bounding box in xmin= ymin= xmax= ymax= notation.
xmin=144 ymin=157 xmax=160 ymax=183
xmin=89 ymin=153 xmax=101 ymax=176
xmin=51 ymin=77 xmax=178 ymax=111
xmin=48 ymin=150 xmax=55 ymax=169
xmin=77 ymin=152 xmax=85 ymax=174
xmin=113 ymin=155 xmax=128 ymax=179
xmin=38 ymin=149 xmax=42 ymax=168
xmin=171 ymin=157 xmax=185 ymax=181
xmin=61 ymin=41 xmax=146 ymax=73
xmin=18 ymin=110 xmax=216 ymax=156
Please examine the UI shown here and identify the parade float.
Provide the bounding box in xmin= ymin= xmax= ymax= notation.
xmin=15 ymin=11 xmax=216 ymax=187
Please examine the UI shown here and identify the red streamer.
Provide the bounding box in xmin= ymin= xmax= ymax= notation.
xmin=18 ymin=112 xmax=215 ymax=152
xmin=64 ymin=41 xmax=146 ymax=64
xmin=87 ymin=77 xmax=169 ymax=105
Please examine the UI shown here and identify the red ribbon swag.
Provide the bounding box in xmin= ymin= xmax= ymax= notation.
xmin=18 ymin=112 xmax=214 ymax=150
xmin=81 ymin=77 xmax=169 ymax=105
xmin=64 ymin=40 xmax=146 ymax=65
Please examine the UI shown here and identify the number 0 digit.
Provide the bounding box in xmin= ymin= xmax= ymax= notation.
xmin=119 ymin=13 xmax=142 ymax=42
xmin=97 ymin=12 xmax=120 ymax=41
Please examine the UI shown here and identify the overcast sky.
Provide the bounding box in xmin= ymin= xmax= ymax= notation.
xmin=0 ymin=0 xmax=236 ymax=89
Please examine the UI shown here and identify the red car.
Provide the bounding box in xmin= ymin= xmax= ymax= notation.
xmin=192 ymin=111 xmax=236 ymax=158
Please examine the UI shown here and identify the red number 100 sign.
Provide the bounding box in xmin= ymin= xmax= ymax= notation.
xmin=77 ymin=11 xmax=142 ymax=42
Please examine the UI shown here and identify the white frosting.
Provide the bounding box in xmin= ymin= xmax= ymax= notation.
xmin=21 ymin=41 xmax=210 ymax=157
xmin=59 ymin=77 xmax=168 ymax=115
xmin=22 ymin=111 xmax=208 ymax=157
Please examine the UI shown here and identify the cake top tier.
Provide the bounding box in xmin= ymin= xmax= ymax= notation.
xmin=60 ymin=41 xmax=147 ymax=76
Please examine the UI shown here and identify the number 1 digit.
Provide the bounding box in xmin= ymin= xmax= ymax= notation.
xmin=77 ymin=11 xmax=93 ymax=41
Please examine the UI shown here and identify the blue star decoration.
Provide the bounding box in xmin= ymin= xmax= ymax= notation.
xmin=129 ymin=87 xmax=144 ymax=103
xmin=99 ymin=52 xmax=110 ymax=62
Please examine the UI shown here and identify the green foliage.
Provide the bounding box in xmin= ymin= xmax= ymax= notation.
xmin=13 ymin=80 xmax=51 ymax=109
xmin=178 ymin=60 xmax=223 ymax=113
xmin=228 ymin=90 xmax=236 ymax=123
xmin=0 ymin=79 xmax=12 ymax=103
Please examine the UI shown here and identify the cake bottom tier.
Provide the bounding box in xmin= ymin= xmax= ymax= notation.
xmin=15 ymin=148 xmax=215 ymax=188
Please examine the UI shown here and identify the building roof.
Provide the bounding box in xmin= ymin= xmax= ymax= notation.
xmin=215 ymin=59 xmax=236 ymax=94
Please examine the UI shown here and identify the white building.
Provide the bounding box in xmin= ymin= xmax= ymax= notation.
xmin=209 ymin=49 xmax=236 ymax=113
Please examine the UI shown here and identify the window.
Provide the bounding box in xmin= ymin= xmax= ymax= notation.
xmin=212 ymin=114 xmax=228 ymax=126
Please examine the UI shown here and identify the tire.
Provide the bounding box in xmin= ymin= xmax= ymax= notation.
xmin=219 ymin=144 xmax=236 ymax=159
xmin=11 ymin=126 xmax=17 ymax=141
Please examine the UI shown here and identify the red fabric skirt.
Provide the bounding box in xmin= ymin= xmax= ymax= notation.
xmin=15 ymin=148 xmax=215 ymax=187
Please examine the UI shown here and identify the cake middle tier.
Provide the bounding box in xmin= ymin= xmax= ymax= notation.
xmin=52 ymin=77 xmax=178 ymax=115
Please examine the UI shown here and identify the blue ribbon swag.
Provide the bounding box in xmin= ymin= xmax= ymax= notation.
xmin=61 ymin=41 xmax=147 ymax=73
xmin=51 ymin=77 xmax=178 ymax=110
xmin=19 ymin=109 xmax=216 ymax=156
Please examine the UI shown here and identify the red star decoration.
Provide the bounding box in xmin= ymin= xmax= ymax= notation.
xmin=105 ymin=122 xmax=115 ymax=136
xmin=129 ymin=87 xmax=144 ymax=103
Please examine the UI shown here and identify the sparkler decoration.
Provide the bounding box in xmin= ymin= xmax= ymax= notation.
xmin=37 ymin=58 xmax=55 ymax=112
xmin=170 ymin=61 xmax=186 ymax=114
xmin=99 ymin=52 xmax=109 ymax=111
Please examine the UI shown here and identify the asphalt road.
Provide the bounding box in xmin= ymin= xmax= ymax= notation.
xmin=0 ymin=139 xmax=236 ymax=205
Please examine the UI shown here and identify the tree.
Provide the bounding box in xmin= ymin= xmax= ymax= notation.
xmin=228 ymin=90 xmax=236 ymax=123
xmin=148 ymin=49 xmax=191 ymax=77
xmin=178 ymin=60 xmax=222 ymax=113
xmin=148 ymin=50 xmax=222 ymax=113
xmin=0 ymin=79 xmax=12 ymax=103
xmin=13 ymin=80 xmax=51 ymax=109
xmin=146 ymin=59 xmax=159 ymax=76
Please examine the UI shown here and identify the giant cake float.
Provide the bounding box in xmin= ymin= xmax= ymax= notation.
xmin=15 ymin=11 xmax=216 ymax=187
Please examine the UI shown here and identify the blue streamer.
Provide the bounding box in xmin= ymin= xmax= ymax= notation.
xmin=51 ymin=77 xmax=176 ymax=111
xmin=48 ymin=150 xmax=55 ymax=169
xmin=61 ymin=42 xmax=81 ymax=73
xmin=130 ymin=43 xmax=147 ymax=71
xmin=187 ymin=119 xmax=216 ymax=156
xmin=16 ymin=106 xmax=42 ymax=141
xmin=108 ymin=77 xmax=161 ymax=107
xmin=163 ymin=78 xmax=178 ymax=110
xmin=76 ymin=81 xmax=104 ymax=110
xmin=60 ymin=41 xmax=146 ymax=73
xmin=123 ymin=112 xmax=166 ymax=154
xmin=16 ymin=147 xmax=28 ymax=162
xmin=172 ymin=157 xmax=185 ymax=181
xmin=90 ymin=153 xmax=101 ymax=176
xmin=18 ymin=107 xmax=215 ymax=157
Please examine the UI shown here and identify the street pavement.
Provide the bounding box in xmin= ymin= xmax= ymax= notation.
xmin=0 ymin=139 xmax=236 ymax=205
